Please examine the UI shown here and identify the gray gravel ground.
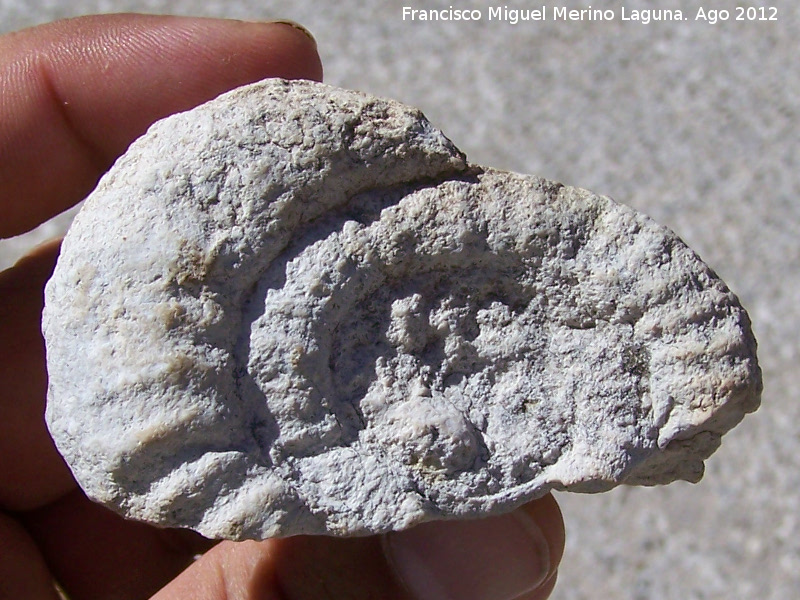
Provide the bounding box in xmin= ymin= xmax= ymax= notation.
xmin=2 ymin=1 xmax=797 ymax=598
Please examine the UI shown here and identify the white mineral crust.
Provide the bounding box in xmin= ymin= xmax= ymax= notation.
xmin=43 ymin=79 xmax=762 ymax=540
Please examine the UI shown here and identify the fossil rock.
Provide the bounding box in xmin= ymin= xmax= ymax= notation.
xmin=43 ymin=79 xmax=762 ymax=540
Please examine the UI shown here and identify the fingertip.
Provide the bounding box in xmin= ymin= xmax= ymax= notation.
xmin=198 ymin=18 xmax=323 ymax=83
xmin=520 ymin=493 xmax=566 ymax=579
xmin=272 ymin=19 xmax=324 ymax=81
xmin=385 ymin=506 xmax=556 ymax=600
xmin=383 ymin=495 xmax=564 ymax=600
xmin=267 ymin=19 xmax=320 ymax=58
xmin=523 ymin=570 xmax=559 ymax=600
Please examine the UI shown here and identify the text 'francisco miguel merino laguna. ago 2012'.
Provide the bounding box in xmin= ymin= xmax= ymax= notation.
xmin=400 ymin=6 xmax=776 ymax=25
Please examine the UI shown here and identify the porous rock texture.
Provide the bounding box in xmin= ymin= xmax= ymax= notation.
xmin=43 ymin=79 xmax=762 ymax=540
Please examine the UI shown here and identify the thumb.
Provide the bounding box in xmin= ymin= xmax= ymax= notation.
xmin=152 ymin=494 xmax=564 ymax=600
xmin=383 ymin=494 xmax=563 ymax=600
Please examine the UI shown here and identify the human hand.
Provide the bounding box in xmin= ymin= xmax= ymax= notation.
xmin=0 ymin=14 xmax=564 ymax=600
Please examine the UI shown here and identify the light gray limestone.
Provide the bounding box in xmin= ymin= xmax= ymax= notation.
xmin=43 ymin=79 xmax=761 ymax=540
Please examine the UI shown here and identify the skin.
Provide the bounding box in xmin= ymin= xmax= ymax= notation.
xmin=0 ymin=14 xmax=565 ymax=600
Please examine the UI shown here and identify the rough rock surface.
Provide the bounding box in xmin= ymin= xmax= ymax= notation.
xmin=43 ymin=79 xmax=761 ymax=540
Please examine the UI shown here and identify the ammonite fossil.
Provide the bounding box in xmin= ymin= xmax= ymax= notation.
xmin=43 ymin=79 xmax=761 ymax=540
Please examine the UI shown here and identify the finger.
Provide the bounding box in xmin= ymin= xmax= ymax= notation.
xmin=154 ymin=534 xmax=407 ymax=600
xmin=515 ymin=494 xmax=563 ymax=600
xmin=520 ymin=492 xmax=565 ymax=583
xmin=0 ymin=13 xmax=322 ymax=238
xmin=154 ymin=494 xmax=565 ymax=600
xmin=20 ymin=489 xmax=215 ymax=600
xmin=151 ymin=540 xmax=284 ymax=600
xmin=524 ymin=571 xmax=558 ymax=600
xmin=0 ymin=511 xmax=60 ymax=600
xmin=382 ymin=493 xmax=565 ymax=600
xmin=0 ymin=239 xmax=76 ymax=511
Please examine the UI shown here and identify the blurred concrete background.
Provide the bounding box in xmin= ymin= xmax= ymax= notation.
xmin=2 ymin=1 xmax=797 ymax=598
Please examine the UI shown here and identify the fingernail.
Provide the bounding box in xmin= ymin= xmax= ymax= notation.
xmin=268 ymin=19 xmax=317 ymax=47
xmin=383 ymin=509 xmax=551 ymax=600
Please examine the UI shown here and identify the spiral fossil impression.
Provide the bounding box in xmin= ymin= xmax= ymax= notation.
xmin=43 ymin=79 xmax=762 ymax=540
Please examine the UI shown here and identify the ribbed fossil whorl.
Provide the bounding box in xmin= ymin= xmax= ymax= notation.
xmin=43 ymin=79 xmax=761 ymax=540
